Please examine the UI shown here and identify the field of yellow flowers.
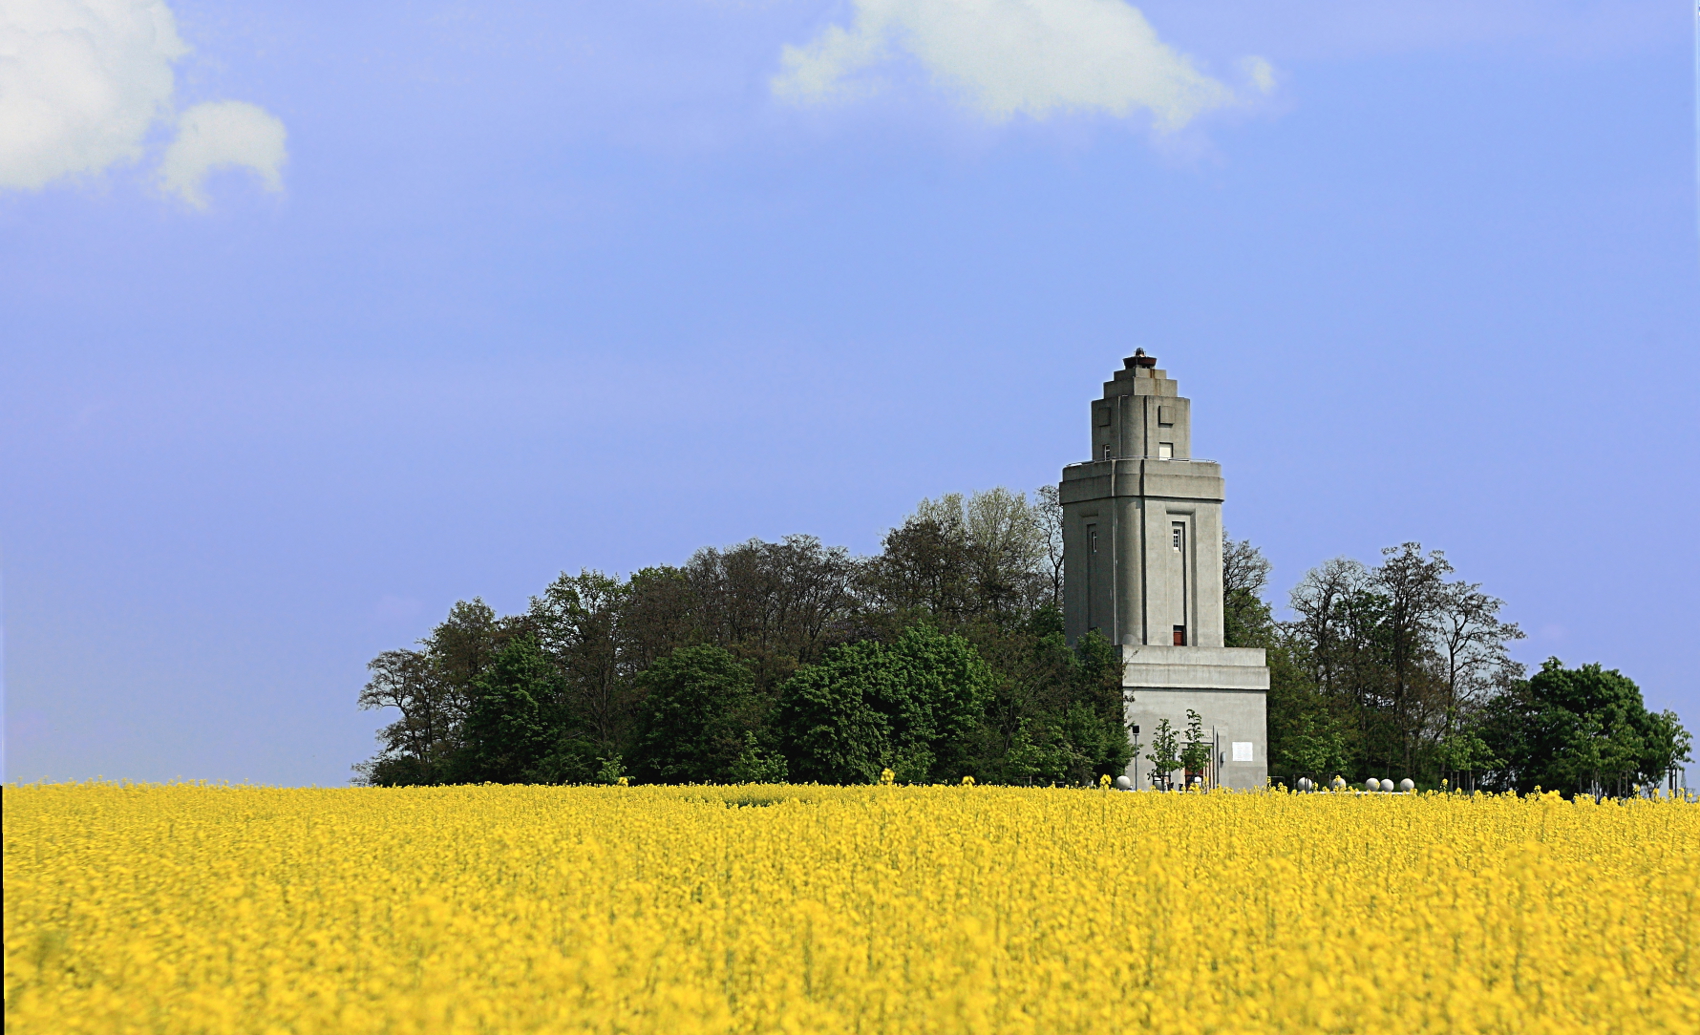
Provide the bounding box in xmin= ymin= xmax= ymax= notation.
xmin=5 ymin=783 xmax=1697 ymax=1035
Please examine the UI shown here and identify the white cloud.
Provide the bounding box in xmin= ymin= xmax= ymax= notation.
xmin=0 ymin=0 xmax=286 ymax=202
xmin=1241 ymin=55 xmax=1275 ymax=95
xmin=774 ymin=0 xmax=1266 ymax=129
xmin=0 ymin=0 xmax=184 ymax=188
xmin=159 ymin=100 xmax=286 ymax=206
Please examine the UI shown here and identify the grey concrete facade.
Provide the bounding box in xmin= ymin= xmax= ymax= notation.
xmin=1060 ymin=352 xmax=1270 ymax=790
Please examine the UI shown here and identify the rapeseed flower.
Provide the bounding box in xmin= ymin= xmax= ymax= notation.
xmin=5 ymin=783 xmax=1695 ymax=1034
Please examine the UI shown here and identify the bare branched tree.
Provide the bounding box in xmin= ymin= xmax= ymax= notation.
xmin=1034 ymin=484 xmax=1065 ymax=609
xmin=1222 ymin=532 xmax=1272 ymax=600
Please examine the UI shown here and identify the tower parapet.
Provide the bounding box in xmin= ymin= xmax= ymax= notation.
xmin=1060 ymin=351 xmax=1270 ymax=790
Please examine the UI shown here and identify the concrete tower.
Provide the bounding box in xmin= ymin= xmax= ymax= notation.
xmin=1060 ymin=350 xmax=1269 ymax=789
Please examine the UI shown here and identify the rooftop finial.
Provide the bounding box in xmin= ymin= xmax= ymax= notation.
xmin=1126 ymin=348 xmax=1158 ymax=370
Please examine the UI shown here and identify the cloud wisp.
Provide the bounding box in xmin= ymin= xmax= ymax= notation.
xmin=773 ymin=0 xmax=1271 ymax=130
xmin=159 ymin=101 xmax=287 ymax=206
xmin=0 ymin=0 xmax=287 ymax=205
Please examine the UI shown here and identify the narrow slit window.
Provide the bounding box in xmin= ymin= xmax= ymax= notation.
xmin=1172 ymin=522 xmax=1188 ymax=646
xmin=1102 ymin=444 xmax=1112 ymax=460
xmin=1086 ymin=524 xmax=1099 ymax=633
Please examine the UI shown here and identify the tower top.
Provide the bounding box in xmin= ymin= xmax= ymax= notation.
xmin=1101 ymin=349 xmax=1179 ymax=401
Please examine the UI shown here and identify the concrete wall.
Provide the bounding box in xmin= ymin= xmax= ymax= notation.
xmin=1139 ymin=494 xmax=1225 ymax=648
xmin=1123 ymin=686 xmax=1269 ymax=791
xmin=1122 ymin=644 xmax=1269 ymax=790
xmin=1060 ymin=458 xmax=1225 ymax=647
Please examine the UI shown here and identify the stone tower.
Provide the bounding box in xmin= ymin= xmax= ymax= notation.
xmin=1060 ymin=350 xmax=1269 ymax=789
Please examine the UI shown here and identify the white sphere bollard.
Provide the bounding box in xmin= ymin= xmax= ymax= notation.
xmin=1297 ymin=777 xmax=1312 ymax=792
xmin=1115 ymin=775 xmax=1133 ymax=791
xmin=1381 ymin=779 xmax=1396 ymax=793
xmin=1332 ymin=777 xmax=1346 ymax=791
xmin=1399 ymin=778 xmax=1415 ymax=793
xmin=1365 ymin=778 xmax=1380 ymax=792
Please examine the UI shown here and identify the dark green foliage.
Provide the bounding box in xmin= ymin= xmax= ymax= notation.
xmin=1263 ymin=638 xmax=1352 ymax=786
xmin=778 ymin=627 xmax=993 ymax=784
xmin=1479 ymin=658 xmax=1693 ymax=796
xmin=630 ymin=646 xmax=776 ymax=784
xmin=1061 ymin=628 xmax=1136 ymax=779
xmin=456 ymin=635 xmax=562 ymax=783
xmin=528 ymin=736 xmax=606 ymax=786
xmin=965 ymin=610 xmax=1131 ymax=786
xmin=776 ymin=640 xmax=905 ymax=783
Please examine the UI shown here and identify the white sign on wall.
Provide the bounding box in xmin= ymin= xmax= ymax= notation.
xmin=1231 ymin=742 xmax=1253 ymax=762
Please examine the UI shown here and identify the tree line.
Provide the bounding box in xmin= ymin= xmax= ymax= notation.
xmin=356 ymin=487 xmax=1690 ymax=794
xmin=1230 ymin=542 xmax=1691 ymax=794
xmin=356 ymin=488 xmax=1128 ymax=788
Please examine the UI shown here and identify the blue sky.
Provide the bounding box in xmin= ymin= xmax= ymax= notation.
xmin=3 ymin=0 xmax=1696 ymax=785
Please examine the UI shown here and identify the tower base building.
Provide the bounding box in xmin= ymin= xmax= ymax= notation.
xmin=1060 ymin=352 xmax=1269 ymax=790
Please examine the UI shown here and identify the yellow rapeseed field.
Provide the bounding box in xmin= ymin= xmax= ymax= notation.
xmin=5 ymin=783 xmax=1697 ymax=1035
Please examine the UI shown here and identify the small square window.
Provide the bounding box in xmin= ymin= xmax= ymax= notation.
xmin=1172 ymin=625 xmax=1186 ymax=646
xmin=1158 ymin=442 xmax=1173 ymax=459
xmin=1102 ymin=444 xmax=1112 ymax=460
xmin=1232 ymin=742 xmax=1253 ymax=762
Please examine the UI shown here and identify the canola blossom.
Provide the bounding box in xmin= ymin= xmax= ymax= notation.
xmin=5 ymin=784 xmax=1697 ymax=1034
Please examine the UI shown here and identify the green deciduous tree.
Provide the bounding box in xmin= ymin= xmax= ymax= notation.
xmin=684 ymin=535 xmax=858 ymax=692
xmin=456 ymin=635 xmax=562 ymax=784
xmin=354 ymin=647 xmax=452 ymax=786
xmin=1480 ymin=658 xmax=1692 ymax=797
xmin=1147 ymin=718 xmax=1180 ymax=790
xmin=859 ymin=488 xmax=1057 ymax=628
xmin=969 ymin=609 xmax=1130 ymax=786
xmin=778 ymin=626 xmax=993 ymax=784
xmin=1180 ymin=709 xmax=1211 ymax=785
xmin=355 ymin=598 xmax=521 ymax=786
xmin=629 ymin=646 xmax=774 ymax=784
xmin=527 ymin=570 xmax=632 ymax=781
